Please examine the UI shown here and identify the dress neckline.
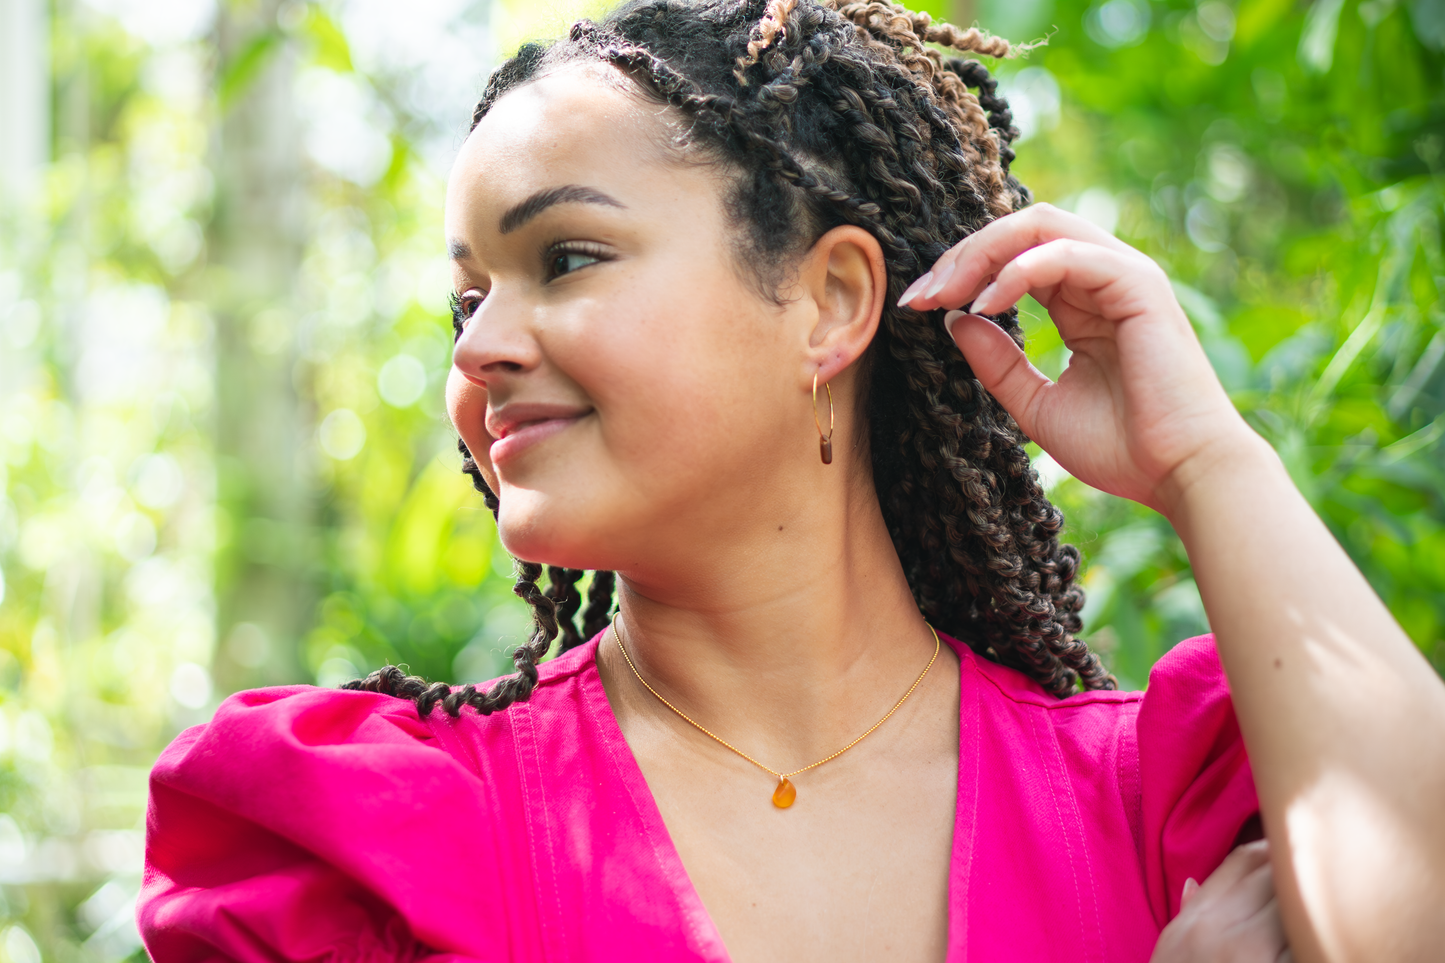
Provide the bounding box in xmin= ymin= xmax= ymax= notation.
xmin=553 ymin=632 xmax=981 ymax=963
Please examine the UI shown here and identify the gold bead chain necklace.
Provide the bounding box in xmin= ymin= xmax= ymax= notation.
xmin=611 ymin=615 xmax=941 ymax=809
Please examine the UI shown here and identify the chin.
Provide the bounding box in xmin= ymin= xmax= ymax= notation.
xmin=495 ymin=489 xmax=606 ymax=572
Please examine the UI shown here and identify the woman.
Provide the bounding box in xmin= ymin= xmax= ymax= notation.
xmin=139 ymin=2 xmax=1445 ymax=961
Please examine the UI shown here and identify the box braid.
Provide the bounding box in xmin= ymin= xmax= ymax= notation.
xmin=348 ymin=0 xmax=1114 ymax=715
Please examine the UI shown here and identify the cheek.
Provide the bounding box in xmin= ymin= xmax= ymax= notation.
xmin=445 ymin=367 xmax=499 ymax=490
xmin=555 ymin=277 xmax=796 ymax=483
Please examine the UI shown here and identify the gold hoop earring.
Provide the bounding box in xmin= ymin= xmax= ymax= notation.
xmin=812 ymin=372 xmax=834 ymax=465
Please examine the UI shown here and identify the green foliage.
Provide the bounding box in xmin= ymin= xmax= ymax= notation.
xmin=990 ymin=0 xmax=1445 ymax=684
xmin=217 ymin=31 xmax=283 ymax=109
xmin=0 ymin=0 xmax=1441 ymax=956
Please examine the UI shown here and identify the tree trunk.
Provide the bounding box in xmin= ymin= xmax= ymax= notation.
xmin=210 ymin=1 xmax=315 ymax=689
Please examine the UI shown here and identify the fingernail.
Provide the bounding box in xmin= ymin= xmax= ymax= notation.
xmin=969 ymin=282 xmax=998 ymax=315
xmin=898 ymin=272 xmax=932 ymax=307
xmin=1181 ymin=877 xmax=1200 ymax=906
xmin=923 ymin=259 xmax=956 ymax=299
xmin=943 ymin=309 xmax=967 ymax=338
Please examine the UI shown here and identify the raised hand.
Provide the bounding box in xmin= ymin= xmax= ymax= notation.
xmin=898 ymin=204 xmax=1253 ymax=515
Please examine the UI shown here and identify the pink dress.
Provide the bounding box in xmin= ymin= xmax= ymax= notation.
xmin=140 ymin=633 xmax=1256 ymax=962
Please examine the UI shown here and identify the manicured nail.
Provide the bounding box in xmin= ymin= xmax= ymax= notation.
xmin=943 ymin=309 xmax=967 ymax=339
xmin=922 ymin=259 xmax=956 ymax=299
xmin=969 ymin=282 xmax=998 ymax=315
xmin=898 ymin=272 xmax=932 ymax=307
xmin=1180 ymin=878 xmax=1200 ymax=907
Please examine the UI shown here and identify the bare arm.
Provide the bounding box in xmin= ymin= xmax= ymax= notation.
xmin=1164 ymin=431 xmax=1445 ymax=963
xmin=901 ymin=204 xmax=1445 ymax=963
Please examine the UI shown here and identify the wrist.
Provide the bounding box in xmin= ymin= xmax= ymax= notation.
xmin=1155 ymin=425 xmax=1287 ymax=523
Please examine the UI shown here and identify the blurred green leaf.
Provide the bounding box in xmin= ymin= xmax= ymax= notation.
xmin=218 ymin=29 xmax=283 ymax=109
xmin=301 ymin=6 xmax=354 ymax=73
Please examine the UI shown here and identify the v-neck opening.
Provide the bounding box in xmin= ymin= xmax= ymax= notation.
xmin=565 ymin=634 xmax=980 ymax=963
xmin=572 ymin=648 xmax=733 ymax=961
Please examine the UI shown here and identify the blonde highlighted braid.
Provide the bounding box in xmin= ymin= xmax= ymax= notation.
xmin=737 ymin=0 xmax=800 ymax=73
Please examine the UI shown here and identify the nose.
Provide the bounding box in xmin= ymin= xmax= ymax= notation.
xmin=451 ymin=292 xmax=543 ymax=387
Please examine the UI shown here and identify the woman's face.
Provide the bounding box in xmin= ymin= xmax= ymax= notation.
xmin=445 ymin=67 xmax=832 ymax=576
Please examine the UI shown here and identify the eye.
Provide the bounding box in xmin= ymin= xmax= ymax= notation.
xmin=549 ymin=251 xmax=599 ymax=277
xmin=542 ymin=242 xmax=609 ymax=282
xmin=449 ymin=288 xmax=485 ymax=341
xmin=458 ymin=290 xmax=485 ymax=317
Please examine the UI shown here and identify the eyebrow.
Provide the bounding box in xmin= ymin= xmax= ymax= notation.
xmin=498 ymin=185 xmax=625 ymax=235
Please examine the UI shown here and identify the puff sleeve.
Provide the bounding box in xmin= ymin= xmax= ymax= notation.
xmin=1136 ymin=634 xmax=1261 ymax=926
xmin=139 ymin=685 xmax=537 ymax=962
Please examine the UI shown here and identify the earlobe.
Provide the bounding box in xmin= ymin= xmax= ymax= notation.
xmin=803 ymin=225 xmax=888 ymax=383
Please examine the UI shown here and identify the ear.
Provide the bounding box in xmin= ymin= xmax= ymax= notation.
xmin=793 ymin=225 xmax=887 ymax=385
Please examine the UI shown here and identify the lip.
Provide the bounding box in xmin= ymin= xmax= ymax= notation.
xmin=487 ymin=403 xmax=591 ymax=467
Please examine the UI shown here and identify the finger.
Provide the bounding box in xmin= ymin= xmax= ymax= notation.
xmin=1214 ymin=861 xmax=1276 ymax=919
xmin=899 ymin=203 xmax=1143 ymax=310
xmin=1180 ymin=878 xmax=1201 ymax=909
xmin=1206 ymin=892 xmax=1287 ymax=963
xmin=1243 ymin=896 xmax=1289 ymax=957
xmin=1199 ymin=840 xmax=1272 ymax=894
xmin=945 ymin=311 xmax=1050 ymax=437
xmin=967 ymin=239 xmax=1163 ymax=330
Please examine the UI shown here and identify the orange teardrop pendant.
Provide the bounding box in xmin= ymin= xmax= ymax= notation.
xmin=772 ymin=777 xmax=796 ymax=809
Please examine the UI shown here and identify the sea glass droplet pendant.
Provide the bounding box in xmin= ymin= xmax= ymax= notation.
xmin=772 ymin=776 xmax=796 ymax=809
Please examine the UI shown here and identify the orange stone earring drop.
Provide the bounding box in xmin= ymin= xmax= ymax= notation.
xmin=813 ymin=372 xmax=834 ymax=465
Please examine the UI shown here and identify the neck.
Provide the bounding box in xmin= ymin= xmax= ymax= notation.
xmin=601 ymin=459 xmax=943 ymax=763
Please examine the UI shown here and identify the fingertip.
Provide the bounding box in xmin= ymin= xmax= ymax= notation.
xmin=943 ymin=310 xmax=995 ymax=346
xmin=969 ymin=282 xmax=999 ymax=316
xmin=922 ymin=259 xmax=956 ymax=300
xmin=943 ymin=309 xmax=967 ymax=339
xmin=898 ymin=271 xmax=933 ymax=308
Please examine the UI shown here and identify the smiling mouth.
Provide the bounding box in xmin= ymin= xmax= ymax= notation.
xmin=488 ymin=411 xmax=589 ymax=467
xmin=499 ymin=417 xmax=563 ymax=440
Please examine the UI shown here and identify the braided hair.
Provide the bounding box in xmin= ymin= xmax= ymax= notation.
xmin=345 ymin=0 xmax=1115 ymax=714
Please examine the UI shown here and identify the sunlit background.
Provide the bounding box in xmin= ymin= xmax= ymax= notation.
xmin=0 ymin=0 xmax=1441 ymax=957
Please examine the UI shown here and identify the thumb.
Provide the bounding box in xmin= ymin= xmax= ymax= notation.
xmin=1180 ymin=877 xmax=1201 ymax=909
xmin=945 ymin=311 xmax=1050 ymax=437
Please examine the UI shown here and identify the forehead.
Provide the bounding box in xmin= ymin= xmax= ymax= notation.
xmin=446 ymin=67 xmax=675 ymax=228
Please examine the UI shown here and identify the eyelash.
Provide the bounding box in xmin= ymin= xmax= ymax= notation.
xmin=449 ymin=241 xmax=613 ymax=341
xmin=449 ymin=292 xmax=475 ymax=342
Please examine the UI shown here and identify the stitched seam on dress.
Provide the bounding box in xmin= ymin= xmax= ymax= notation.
xmin=534 ymin=634 xmax=606 ymax=687
xmin=529 ymin=699 xmax=570 ymax=961
xmin=947 ymin=646 xmax=981 ymax=963
xmin=513 ymin=699 xmax=569 ymax=962
xmin=1116 ymin=704 xmax=1146 ymax=874
xmin=427 ymin=711 xmax=481 ymax=778
xmin=578 ymin=657 xmax=730 ymax=961
xmin=970 ymin=661 xmax=1142 ymax=709
xmin=1037 ymin=706 xmax=1108 ymax=963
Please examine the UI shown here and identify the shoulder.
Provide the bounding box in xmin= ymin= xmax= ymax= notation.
xmin=1138 ymin=633 xmax=1234 ymax=720
xmin=966 ymin=632 xmax=1227 ymax=711
xmin=1133 ymin=634 xmax=1249 ymax=799
xmin=154 ymin=640 xmax=602 ymax=800
xmin=153 ymin=684 xmax=447 ymax=799
xmin=142 ymin=642 xmax=605 ymax=957
xmin=961 ymin=638 xmax=1143 ymax=755
xmin=961 ymin=634 xmax=1238 ymax=784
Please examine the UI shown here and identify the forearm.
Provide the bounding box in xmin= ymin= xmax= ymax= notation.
xmin=1163 ymin=431 xmax=1445 ymax=963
